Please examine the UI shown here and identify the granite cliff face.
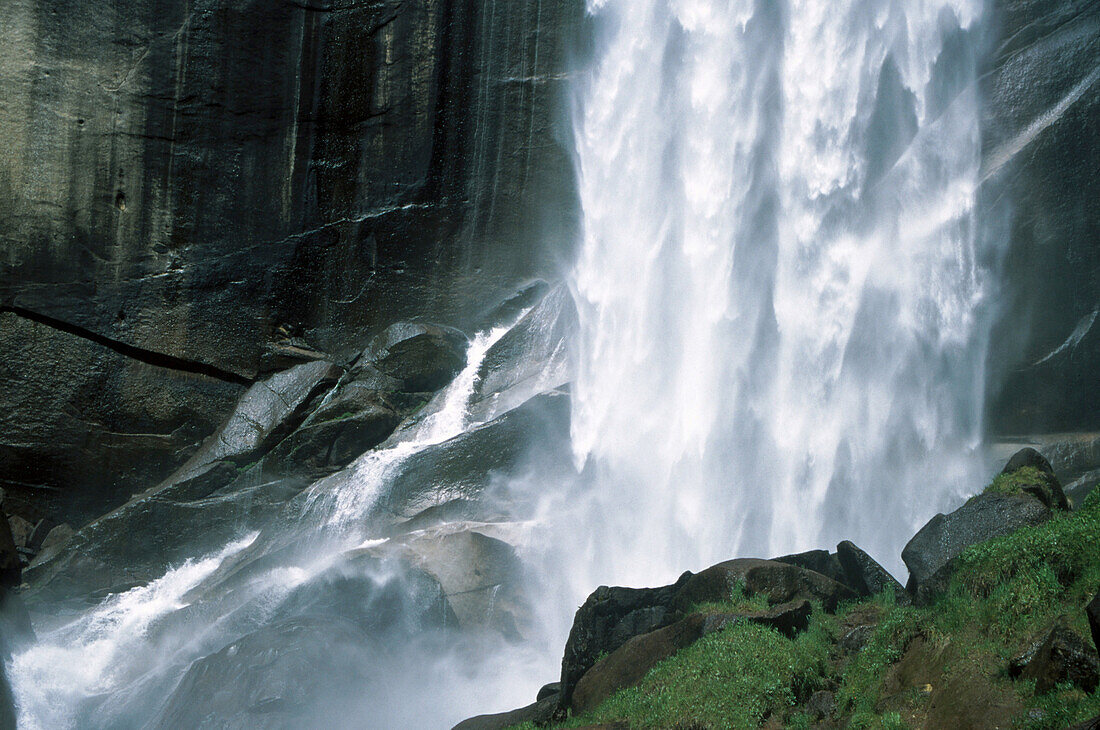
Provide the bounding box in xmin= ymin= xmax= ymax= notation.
xmin=0 ymin=0 xmax=1097 ymax=529
xmin=0 ymin=0 xmax=583 ymax=524
xmin=982 ymin=0 xmax=1100 ymax=433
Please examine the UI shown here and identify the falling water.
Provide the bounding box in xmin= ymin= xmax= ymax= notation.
xmin=569 ymin=0 xmax=989 ymax=586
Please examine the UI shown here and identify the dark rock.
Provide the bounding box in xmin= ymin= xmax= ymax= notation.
xmin=559 ymin=558 xmax=849 ymax=707
xmin=270 ymin=549 xmax=456 ymax=636
xmin=156 ymin=462 xmax=242 ymax=503
xmin=572 ymin=600 xmax=811 ymax=714
xmin=1002 ymin=447 xmax=1057 ymax=477
xmin=836 ymin=541 xmax=908 ymax=603
xmin=451 ymin=695 xmax=561 ymax=730
xmin=0 ymin=312 xmax=245 ymax=526
xmin=537 ymin=681 xmax=562 ymax=702
xmin=998 ymin=448 xmax=1069 ymax=510
xmin=359 ymin=323 xmax=468 ymax=392
xmin=572 ymin=613 xmax=709 ymax=714
xmin=266 ymin=386 xmax=402 ymax=475
xmin=0 ymin=516 xmax=19 ymax=590
xmin=172 ymin=360 xmax=342 ymax=481
xmin=983 ymin=1 xmax=1100 ymax=434
xmin=807 ymin=690 xmax=835 ymax=721
xmin=1088 ymin=590 xmax=1100 ymax=655
xmin=382 ymin=390 xmax=572 ymax=519
xmin=902 ymin=493 xmax=1052 ymax=604
xmin=27 ymin=523 xmax=75 ymax=568
xmin=671 ymin=558 xmax=857 ymax=614
xmin=388 ymin=528 xmax=528 ymax=636
xmin=559 ymin=572 xmax=694 ymax=707
xmin=773 ymin=549 xmax=846 ymax=585
xmin=0 ymin=0 xmax=584 ymax=528
xmin=6 ymin=516 xmax=33 ymax=551
xmin=1009 ymin=624 xmax=1099 ymax=694
xmin=839 ymin=625 xmax=876 ymax=654
xmin=381 ymin=499 xmax=500 ymax=538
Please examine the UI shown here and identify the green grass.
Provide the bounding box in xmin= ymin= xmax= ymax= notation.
xmin=983 ymin=466 xmax=1050 ymax=498
xmin=518 ymin=489 xmax=1100 ymax=730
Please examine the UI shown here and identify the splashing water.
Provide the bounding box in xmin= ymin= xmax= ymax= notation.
xmin=568 ymin=0 xmax=989 ymax=587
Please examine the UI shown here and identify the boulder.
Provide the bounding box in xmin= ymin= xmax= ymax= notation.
xmin=270 ymin=549 xmax=456 ymax=636
xmin=393 ymin=528 xmax=529 ymax=636
xmin=836 ymin=541 xmax=908 ymax=603
xmin=670 ymin=558 xmax=857 ymax=614
xmin=0 ymin=517 xmax=19 ymax=590
xmin=266 ymin=386 xmax=402 ymax=475
xmin=572 ymin=613 xmax=709 ymax=714
xmin=1009 ymin=624 xmax=1099 ymax=694
xmin=559 ymin=573 xmax=694 ymax=707
xmin=451 ymin=695 xmax=560 ymax=730
xmin=902 ymin=493 xmax=1052 ymax=604
xmin=5 ymin=516 xmax=32 ymax=551
xmin=171 ymin=360 xmax=341 ymax=483
xmin=773 ymin=549 xmax=846 ymax=585
xmin=358 ymin=323 xmax=468 ymax=393
xmin=559 ymin=558 xmax=850 ymax=706
xmin=1088 ymin=590 xmax=1100 ymax=656
xmin=996 ymin=448 xmax=1069 ymax=510
xmin=537 ymin=681 xmax=562 ymax=701
xmin=571 ymin=600 xmax=811 ymax=714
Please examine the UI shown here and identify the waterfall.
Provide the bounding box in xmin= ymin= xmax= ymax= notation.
xmin=568 ymin=0 xmax=989 ymax=586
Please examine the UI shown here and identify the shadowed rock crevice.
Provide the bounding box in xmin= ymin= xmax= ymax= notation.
xmin=0 ymin=306 xmax=254 ymax=385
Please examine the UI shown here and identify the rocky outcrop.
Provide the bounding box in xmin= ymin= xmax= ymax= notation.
xmin=1009 ymin=624 xmax=1099 ymax=694
xmin=998 ymin=447 xmax=1070 ymax=510
xmin=835 ymin=540 xmax=908 ymax=603
xmin=983 ymin=1 xmax=1100 ymax=433
xmin=451 ymin=696 xmax=561 ymax=730
xmin=0 ymin=0 xmax=584 ymax=526
xmin=558 ymin=559 xmax=853 ymax=707
xmin=570 ymin=601 xmax=811 ymax=714
xmin=902 ymin=493 xmax=1052 ymax=604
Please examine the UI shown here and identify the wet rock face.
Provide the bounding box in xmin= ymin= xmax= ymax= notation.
xmin=983 ymin=0 xmax=1100 ymax=433
xmin=0 ymin=0 xmax=584 ymax=524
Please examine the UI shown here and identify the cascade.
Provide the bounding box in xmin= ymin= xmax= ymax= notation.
xmin=568 ymin=0 xmax=989 ymax=587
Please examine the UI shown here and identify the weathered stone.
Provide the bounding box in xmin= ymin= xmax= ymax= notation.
xmin=451 ymin=695 xmax=561 ymax=730
xmin=572 ymin=613 xmax=708 ymax=714
xmin=836 ymin=541 xmax=908 ymax=603
xmin=571 ymin=600 xmax=811 ymax=714
xmin=536 ymin=681 xmax=562 ymax=702
xmin=998 ymin=448 xmax=1069 ymax=510
xmin=559 ymin=572 xmax=694 ymax=707
xmin=5 ymin=516 xmax=32 ymax=551
xmin=983 ymin=1 xmax=1100 ymax=434
xmin=1010 ymin=624 xmax=1099 ymax=694
xmin=0 ymin=0 xmax=584 ymax=527
xmin=0 ymin=517 xmax=19 ymax=590
xmin=358 ymin=323 xmax=468 ymax=393
xmin=902 ymin=493 xmax=1051 ymax=604
xmin=773 ymin=549 xmax=846 ymax=585
xmin=671 ymin=558 xmax=857 ymax=614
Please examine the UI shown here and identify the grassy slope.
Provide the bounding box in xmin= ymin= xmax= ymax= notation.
xmin=517 ymin=487 xmax=1100 ymax=730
